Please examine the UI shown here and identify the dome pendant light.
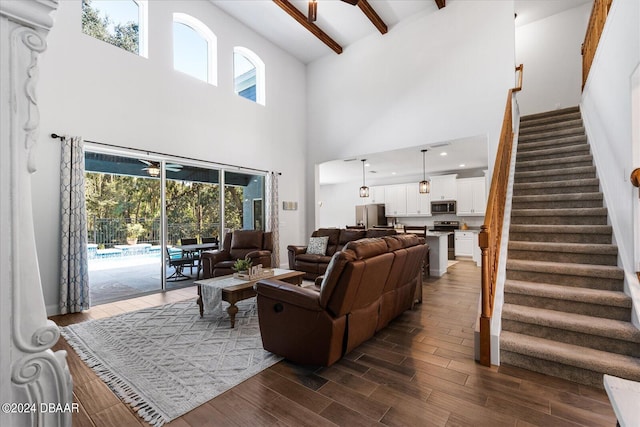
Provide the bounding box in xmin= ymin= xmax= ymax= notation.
xmin=419 ymin=149 xmax=430 ymax=194
xmin=359 ymin=159 xmax=369 ymax=198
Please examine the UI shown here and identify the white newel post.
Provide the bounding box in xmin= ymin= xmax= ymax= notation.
xmin=0 ymin=1 xmax=73 ymax=427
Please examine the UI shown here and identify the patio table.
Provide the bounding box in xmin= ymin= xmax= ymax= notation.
xmin=174 ymin=242 xmax=219 ymax=278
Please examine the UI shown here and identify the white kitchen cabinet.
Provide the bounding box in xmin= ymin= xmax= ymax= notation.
xmin=405 ymin=183 xmax=431 ymax=216
xmin=430 ymin=174 xmax=457 ymax=201
xmin=384 ymin=184 xmax=407 ymax=216
xmin=455 ymin=230 xmax=476 ymax=257
xmin=370 ymin=186 xmax=385 ymax=204
xmin=456 ymin=177 xmax=486 ymax=216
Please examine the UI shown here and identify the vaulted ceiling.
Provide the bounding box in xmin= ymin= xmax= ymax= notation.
xmin=210 ymin=0 xmax=592 ymax=64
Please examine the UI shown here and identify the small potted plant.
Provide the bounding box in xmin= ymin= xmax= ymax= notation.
xmin=232 ymin=258 xmax=252 ymax=275
xmin=126 ymin=223 xmax=146 ymax=245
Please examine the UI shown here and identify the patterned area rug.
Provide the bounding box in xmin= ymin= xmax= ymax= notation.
xmin=60 ymin=298 xmax=281 ymax=426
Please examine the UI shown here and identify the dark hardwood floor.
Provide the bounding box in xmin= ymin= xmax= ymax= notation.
xmin=50 ymin=261 xmax=617 ymax=426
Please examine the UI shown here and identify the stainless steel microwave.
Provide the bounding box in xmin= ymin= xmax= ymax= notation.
xmin=431 ymin=201 xmax=456 ymax=214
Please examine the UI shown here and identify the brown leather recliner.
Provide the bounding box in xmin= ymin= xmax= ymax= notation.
xmin=288 ymin=228 xmax=397 ymax=280
xmin=256 ymin=235 xmax=427 ymax=366
xmin=200 ymin=230 xmax=272 ymax=278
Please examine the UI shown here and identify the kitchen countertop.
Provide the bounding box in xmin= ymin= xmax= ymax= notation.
xmin=425 ymin=231 xmax=452 ymax=237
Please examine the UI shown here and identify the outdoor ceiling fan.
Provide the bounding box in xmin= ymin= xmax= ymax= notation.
xmin=308 ymin=0 xmax=359 ymax=23
xmin=139 ymin=159 xmax=182 ymax=177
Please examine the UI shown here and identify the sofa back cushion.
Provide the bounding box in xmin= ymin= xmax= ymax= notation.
xmin=262 ymin=232 xmax=273 ymax=252
xmin=320 ymin=238 xmax=393 ymax=317
xmin=230 ymin=230 xmax=263 ymax=259
xmin=336 ymin=229 xmax=366 ymax=252
xmin=365 ymin=228 xmax=397 ymax=238
xmin=311 ymin=228 xmax=341 ymax=256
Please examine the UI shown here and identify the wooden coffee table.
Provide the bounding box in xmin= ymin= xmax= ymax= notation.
xmin=194 ymin=268 xmax=304 ymax=328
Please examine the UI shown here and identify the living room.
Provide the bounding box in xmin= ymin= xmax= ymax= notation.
xmin=2 ymin=0 xmax=639 ymax=426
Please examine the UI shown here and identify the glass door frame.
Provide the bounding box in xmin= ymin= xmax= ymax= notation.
xmin=84 ymin=143 xmax=267 ymax=295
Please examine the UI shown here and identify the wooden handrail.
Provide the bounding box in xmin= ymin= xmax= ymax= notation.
xmin=631 ymin=168 xmax=640 ymax=188
xmin=513 ymin=64 xmax=523 ymax=92
xmin=478 ymin=65 xmax=522 ymax=367
xmin=582 ymin=0 xmax=612 ymax=90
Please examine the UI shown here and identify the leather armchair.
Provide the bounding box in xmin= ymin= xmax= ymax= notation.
xmin=201 ymin=230 xmax=273 ymax=278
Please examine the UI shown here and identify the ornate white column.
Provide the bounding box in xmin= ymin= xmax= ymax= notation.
xmin=0 ymin=2 xmax=72 ymax=427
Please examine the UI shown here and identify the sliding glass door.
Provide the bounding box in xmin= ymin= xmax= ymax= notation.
xmin=85 ymin=152 xmax=163 ymax=305
xmin=223 ymin=171 xmax=265 ymax=233
xmin=165 ymin=163 xmax=221 ymax=288
xmin=84 ymin=149 xmax=265 ymax=304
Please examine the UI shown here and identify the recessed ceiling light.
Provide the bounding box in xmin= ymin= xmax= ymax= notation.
xmin=365 ymin=163 xmax=371 ymax=167
xmin=459 ymin=164 xmax=466 ymax=168
xmin=440 ymin=152 xmax=447 ymax=156
xmin=391 ymin=172 xmax=396 ymax=175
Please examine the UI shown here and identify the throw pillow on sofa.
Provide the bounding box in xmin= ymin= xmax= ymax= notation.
xmin=307 ymin=236 xmax=329 ymax=255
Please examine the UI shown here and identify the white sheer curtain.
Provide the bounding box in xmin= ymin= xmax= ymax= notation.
xmin=266 ymin=172 xmax=280 ymax=267
xmin=59 ymin=136 xmax=90 ymax=314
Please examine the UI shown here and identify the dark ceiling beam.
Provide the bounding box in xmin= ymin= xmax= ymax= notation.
xmin=357 ymin=0 xmax=388 ymax=34
xmin=435 ymin=0 xmax=446 ymax=9
xmin=273 ymin=0 xmax=343 ymax=54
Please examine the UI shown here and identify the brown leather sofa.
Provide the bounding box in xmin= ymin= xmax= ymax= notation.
xmin=288 ymin=228 xmax=397 ymax=280
xmin=201 ymin=230 xmax=272 ymax=278
xmin=256 ymin=234 xmax=427 ymax=366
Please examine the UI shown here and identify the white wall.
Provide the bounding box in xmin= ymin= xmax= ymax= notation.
xmin=515 ymin=3 xmax=592 ymax=116
xmin=35 ymin=0 xmax=307 ymax=314
xmin=305 ymin=0 xmax=516 ymax=234
xmin=580 ymin=0 xmax=640 ymax=324
xmin=317 ymin=182 xmax=362 ymax=229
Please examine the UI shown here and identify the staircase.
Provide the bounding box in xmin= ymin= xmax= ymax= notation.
xmin=500 ymin=106 xmax=640 ymax=388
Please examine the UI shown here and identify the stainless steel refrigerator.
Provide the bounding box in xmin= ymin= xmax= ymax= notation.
xmin=355 ymin=204 xmax=387 ymax=228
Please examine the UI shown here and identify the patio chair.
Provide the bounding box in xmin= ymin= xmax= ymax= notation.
xmin=166 ymin=248 xmax=192 ymax=281
xmin=201 ymin=236 xmax=219 ymax=245
xmin=180 ymin=237 xmax=199 ymax=274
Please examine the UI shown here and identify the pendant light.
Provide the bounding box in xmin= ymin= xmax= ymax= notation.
xmin=308 ymin=0 xmax=317 ymax=23
xmin=419 ymin=149 xmax=430 ymax=194
xmin=359 ymin=159 xmax=369 ymax=197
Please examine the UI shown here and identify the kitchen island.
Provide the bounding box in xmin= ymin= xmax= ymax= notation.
xmin=425 ymin=231 xmax=450 ymax=277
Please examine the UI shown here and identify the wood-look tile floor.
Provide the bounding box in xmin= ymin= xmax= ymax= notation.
xmin=50 ymin=261 xmax=617 ymax=426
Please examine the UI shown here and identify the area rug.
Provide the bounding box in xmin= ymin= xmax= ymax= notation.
xmin=60 ymin=298 xmax=281 ymax=426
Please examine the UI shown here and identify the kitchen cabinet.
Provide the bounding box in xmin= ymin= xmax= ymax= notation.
xmin=456 ymin=177 xmax=486 ymax=216
xmin=384 ymin=183 xmax=431 ymax=217
xmin=430 ymin=174 xmax=457 ymax=201
xmin=405 ymin=183 xmax=431 ymax=216
xmin=384 ymin=184 xmax=407 ymax=216
xmin=369 ymin=186 xmax=385 ymax=204
xmin=454 ymin=230 xmax=476 ymax=257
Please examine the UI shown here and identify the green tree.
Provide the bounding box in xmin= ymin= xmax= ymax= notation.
xmin=82 ymin=0 xmax=139 ymax=55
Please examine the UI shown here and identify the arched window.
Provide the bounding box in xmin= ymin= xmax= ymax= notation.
xmin=173 ymin=13 xmax=217 ymax=85
xmin=233 ymin=47 xmax=265 ymax=105
xmin=82 ymin=0 xmax=148 ymax=57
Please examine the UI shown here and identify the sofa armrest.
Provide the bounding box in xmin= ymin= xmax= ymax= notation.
xmin=255 ymin=279 xmax=323 ymax=312
xmin=287 ymin=245 xmax=307 ymax=269
xmin=247 ymin=250 xmax=272 ymax=268
xmin=287 ymin=245 xmax=308 ymax=255
xmin=200 ymin=250 xmax=229 ymax=278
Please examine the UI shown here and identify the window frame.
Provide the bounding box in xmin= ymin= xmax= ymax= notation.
xmin=173 ymin=13 xmax=218 ymax=86
xmin=233 ymin=46 xmax=265 ymax=106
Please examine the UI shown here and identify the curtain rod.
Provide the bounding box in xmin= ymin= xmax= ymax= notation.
xmin=50 ymin=133 xmax=282 ymax=176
